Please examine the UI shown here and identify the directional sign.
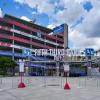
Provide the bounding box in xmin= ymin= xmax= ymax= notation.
xmin=85 ymin=48 xmax=94 ymax=56
xmin=53 ymin=24 xmax=64 ymax=34
xmin=22 ymin=49 xmax=31 ymax=56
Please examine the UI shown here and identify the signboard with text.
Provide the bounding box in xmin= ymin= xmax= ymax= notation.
xmin=33 ymin=49 xmax=83 ymax=56
xmin=85 ymin=48 xmax=94 ymax=56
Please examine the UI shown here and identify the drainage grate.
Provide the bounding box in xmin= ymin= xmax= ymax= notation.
xmin=47 ymin=84 xmax=60 ymax=86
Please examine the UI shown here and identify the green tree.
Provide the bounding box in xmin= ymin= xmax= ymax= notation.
xmin=0 ymin=57 xmax=17 ymax=76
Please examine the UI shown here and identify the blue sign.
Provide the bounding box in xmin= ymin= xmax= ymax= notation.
xmin=85 ymin=48 xmax=94 ymax=56
xmin=22 ymin=49 xmax=31 ymax=56
xmin=53 ymin=24 xmax=64 ymax=34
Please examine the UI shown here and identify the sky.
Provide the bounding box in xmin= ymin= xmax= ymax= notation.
xmin=0 ymin=0 xmax=100 ymax=50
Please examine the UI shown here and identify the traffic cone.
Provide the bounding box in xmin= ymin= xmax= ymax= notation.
xmin=64 ymin=82 xmax=70 ymax=90
xmin=18 ymin=82 xmax=26 ymax=88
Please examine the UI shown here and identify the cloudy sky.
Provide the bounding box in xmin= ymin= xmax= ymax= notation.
xmin=0 ymin=0 xmax=100 ymax=50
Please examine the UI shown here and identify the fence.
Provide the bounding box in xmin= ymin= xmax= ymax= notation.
xmin=0 ymin=76 xmax=100 ymax=91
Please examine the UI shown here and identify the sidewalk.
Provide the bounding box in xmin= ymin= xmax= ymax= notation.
xmin=0 ymin=77 xmax=100 ymax=100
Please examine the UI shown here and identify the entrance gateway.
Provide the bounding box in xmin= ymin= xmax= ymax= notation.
xmin=21 ymin=48 xmax=95 ymax=76
xmin=20 ymin=23 xmax=95 ymax=76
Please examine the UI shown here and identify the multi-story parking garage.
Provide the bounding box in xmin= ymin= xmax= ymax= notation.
xmin=0 ymin=14 xmax=68 ymax=76
xmin=1 ymin=14 xmax=99 ymax=77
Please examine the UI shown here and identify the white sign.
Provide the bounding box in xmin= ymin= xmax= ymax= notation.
xmin=64 ymin=63 xmax=70 ymax=71
xmin=19 ymin=60 xmax=24 ymax=72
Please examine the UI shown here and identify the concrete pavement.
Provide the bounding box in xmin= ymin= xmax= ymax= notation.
xmin=0 ymin=76 xmax=100 ymax=100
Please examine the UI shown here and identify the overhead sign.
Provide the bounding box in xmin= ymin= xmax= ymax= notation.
xmin=21 ymin=48 xmax=95 ymax=57
xmin=85 ymin=48 xmax=94 ymax=56
xmin=22 ymin=49 xmax=31 ymax=56
xmin=33 ymin=49 xmax=83 ymax=56
xmin=53 ymin=24 xmax=64 ymax=34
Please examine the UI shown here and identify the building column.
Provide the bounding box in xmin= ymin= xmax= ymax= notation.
xmin=56 ymin=61 xmax=60 ymax=76
xmin=25 ymin=31 xmax=32 ymax=76
xmin=12 ymin=25 xmax=15 ymax=60
xmin=64 ymin=24 xmax=68 ymax=49
xmin=55 ymin=34 xmax=60 ymax=76
xmin=44 ymin=34 xmax=47 ymax=76
xmin=63 ymin=24 xmax=69 ymax=76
